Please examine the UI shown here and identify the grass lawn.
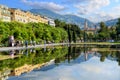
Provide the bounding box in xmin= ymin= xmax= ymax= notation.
xmin=72 ymin=42 xmax=120 ymax=45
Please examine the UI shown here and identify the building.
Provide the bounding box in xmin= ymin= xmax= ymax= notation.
xmin=48 ymin=18 xmax=55 ymax=27
xmin=9 ymin=8 xmax=29 ymax=23
xmin=0 ymin=4 xmax=50 ymax=25
xmin=40 ymin=16 xmax=48 ymax=24
xmin=0 ymin=5 xmax=11 ymax=22
xmin=86 ymin=28 xmax=96 ymax=35
xmin=26 ymin=11 xmax=39 ymax=23
xmin=9 ymin=8 xmax=48 ymax=24
xmin=84 ymin=20 xmax=96 ymax=35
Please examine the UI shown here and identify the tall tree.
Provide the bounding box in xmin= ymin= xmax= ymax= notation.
xmin=97 ymin=22 xmax=110 ymax=41
xmin=116 ymin=18 xmax=120 ymax=40
xmin=67 ymin=25 xmax=72 ymax=43
xmin=72 ymin=30 xmax=77 ymax=43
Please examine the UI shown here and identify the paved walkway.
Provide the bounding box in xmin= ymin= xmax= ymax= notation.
xmin=0 ymin=42 xmax=120 ymax=52
xmin=0 ymin=43 xmax=68 ymax=52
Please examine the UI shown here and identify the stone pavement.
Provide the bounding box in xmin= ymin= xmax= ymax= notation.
xmin=0 ymin=43 xmax=68 ymax=52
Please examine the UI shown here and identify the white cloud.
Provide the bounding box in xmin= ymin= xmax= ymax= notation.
xmin=21 ymin=0 xmax=120 ymax=22
xmin=91 ymin=6 xmax=120 ymax=22
xmin=64 ymin=0 xmax=88 ymax=4
xmin=113 ymin=6 xmax=120 ymax=11
xmin=21 ymin=0 xmax=66 ymax=12
xmin=73 ymin=0 xmax=120 ymax=22
xmin=75 ymin=0 xmax=110 ymax=15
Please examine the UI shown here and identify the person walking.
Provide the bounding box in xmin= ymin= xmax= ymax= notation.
xmin=25 ymin=40 xmax=28 ymax=47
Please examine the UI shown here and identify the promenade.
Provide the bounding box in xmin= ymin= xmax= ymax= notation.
xmin=0 ymin=42 xmax=120 ymax=52
xmin=0 ymin=43 xmax=68 ymax=52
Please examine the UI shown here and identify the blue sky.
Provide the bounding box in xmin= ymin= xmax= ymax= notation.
xmin=0 ymin=0 xmax=120 ymax=22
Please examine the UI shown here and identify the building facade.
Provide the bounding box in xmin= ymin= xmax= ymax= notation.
xmin=48 ymin=18 xmax=55 ymax=27
xmin=40 ymin=16 xmax=49 ymax=24
xmin=0 ymin=4 xmax=55 ymax=25
xmin=9 ymin=8 xmax=28 ymax=23
xmin=0 ymin=5 xmax=11 ymax=22
xmin=9 ymin=8 xmax=48 ymax=24
xmin=84 ymin=20 xmax=96 ymax=35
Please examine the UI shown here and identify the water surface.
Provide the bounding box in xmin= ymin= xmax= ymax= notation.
xmin=0 ymin=45 xmax=119 ymax=80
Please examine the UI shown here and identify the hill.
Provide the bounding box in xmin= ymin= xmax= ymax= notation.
xmin=104 ymin=19 xmax=118 ymax=26
xmin=30 ymin=9 xmax=94 ymax=28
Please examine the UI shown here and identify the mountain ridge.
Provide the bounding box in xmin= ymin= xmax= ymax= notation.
xmin=104 ymin=19 xmax=118 ymax=26
xmin=29 ymin=9 xmax=94 ymax=28
xmin=29 ymin=9 xmax=119 ymax=28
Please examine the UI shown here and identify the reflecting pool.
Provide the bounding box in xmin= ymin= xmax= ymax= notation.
xmin=0 ymin=45 xmax=120 ymax=80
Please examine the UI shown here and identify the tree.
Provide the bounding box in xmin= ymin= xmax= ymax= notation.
xmin=54 ymin=19 xmax=82 ymax=42
xmin=72 ymin=30 xmax=77 ymax=43
xmin=67 ymin=25 xmax=72 ymax=43
xmin=97 ymin=22 xmax=110 ymax=41
xmin=0 ymin=21 xmax=68 ymax=45
xmin=109 ymin=26 xmax=116 ymax=40
xmin=116 ymin=18 xmax=120 ymax=40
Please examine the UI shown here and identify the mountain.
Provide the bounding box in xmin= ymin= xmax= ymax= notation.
xmin=104 ymin=19 xmax=118 ymax=26
xmin=29 ymin=9 xmax=94 ymax=28
xmin=96 ymin=19 xmax=118 ymax=27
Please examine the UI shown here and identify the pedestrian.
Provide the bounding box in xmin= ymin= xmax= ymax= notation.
xmin=25 ymin=40 xmax=28 ymax=47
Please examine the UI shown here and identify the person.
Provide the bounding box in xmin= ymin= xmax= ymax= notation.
xmin=8 ymin=36 xmax=15 ymax=47
xmin=25 ymin=40 xmax=28 ymax=47
xmin=9 ymin=50 xmax=15 ymax=59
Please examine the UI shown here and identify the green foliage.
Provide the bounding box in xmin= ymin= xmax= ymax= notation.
xmin=116 ymin=18 xmax=120 ymax=40
xmin=97 ymin=22 xmax=110 ymax=41
xmin=54 ymin=19 xmax=83 ymax=42
xmin=0 ymin=47 xmax=68 ymax=70
xmin=0 ymin=21 xmax=68 ymax=45
xmin=68 ymin=25 xmax=72 ymax=43
xmin=72 ymin=30 xmax=77 ymax=43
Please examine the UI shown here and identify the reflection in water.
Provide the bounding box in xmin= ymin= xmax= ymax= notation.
xmin=9 ymin=50 xmax=15 ymax=59
xmin=0 ymin=45 xmax=120 ymax=80
xmin=23 ymin=49 xmax=28 ymax=56
xmin=9 ymin=57 xmax=120 ymax=80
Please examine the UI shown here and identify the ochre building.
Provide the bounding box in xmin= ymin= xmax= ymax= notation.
xmin=0 ymin=5 xmax=11 ymax=22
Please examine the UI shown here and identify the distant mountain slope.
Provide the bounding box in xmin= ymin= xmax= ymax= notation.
xmin=96 ymin=19 xmax=118 ymax=27
xmin=105 ymin=19 xmax=118 ymax=26
xmin=30 ymin=9 xmax=94 ymax=28
xmin=30 ymin=9 xmax=62 ymax=19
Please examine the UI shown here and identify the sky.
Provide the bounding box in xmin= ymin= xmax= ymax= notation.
xmin=0 ymin=0 xmax=120 ymax=22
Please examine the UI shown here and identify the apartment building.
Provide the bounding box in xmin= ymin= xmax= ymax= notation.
xmin=0 ymin=4 xmax=49 ymax=24
xmin=48 ymin=18 xmax=55 ymax=27
xmin=0 ymin=5 xmax=11 ymax=22
xmin=10 ymin=8 xmax=48 ymax=24
xmin=9 ymin=8 xmax=28 ymax=23
xmin=41 ymin=16 xmax=48 ymax=24
xmin=26 ymin=11 xmax=38 ymax=23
